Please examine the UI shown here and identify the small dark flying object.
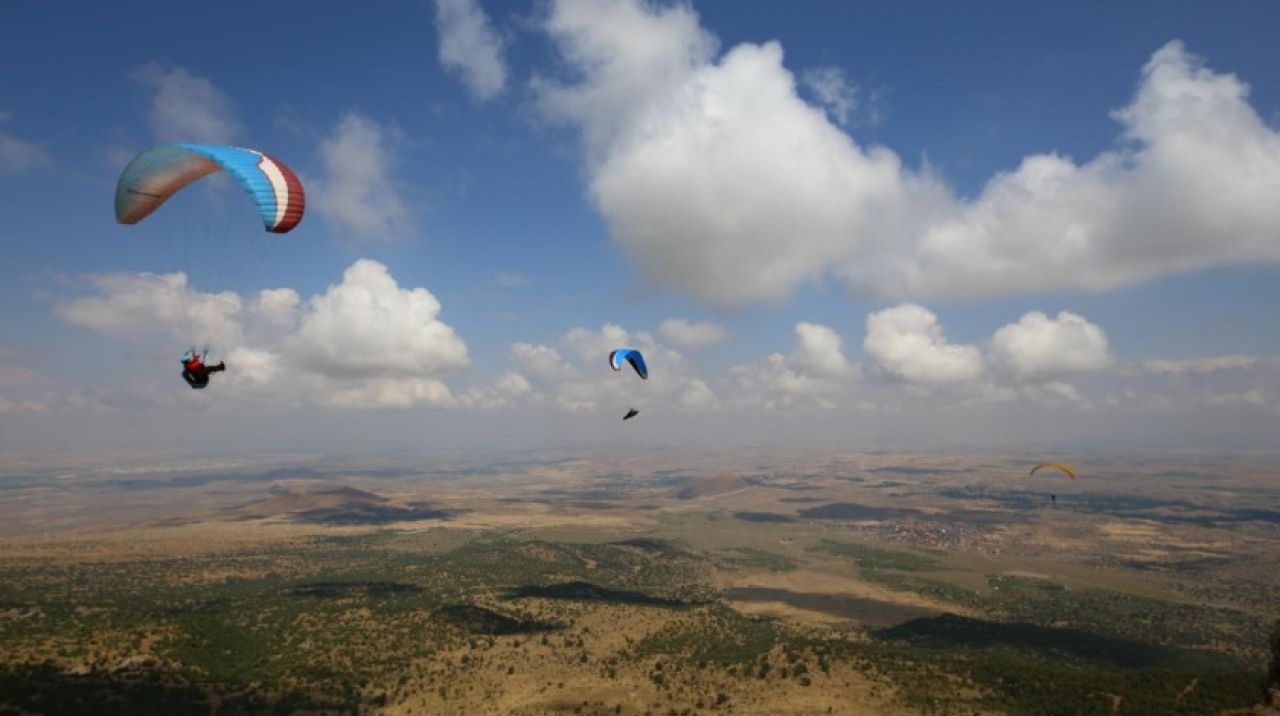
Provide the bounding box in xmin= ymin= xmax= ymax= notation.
xmin=623 ymin=408 xmax=639 ymax=421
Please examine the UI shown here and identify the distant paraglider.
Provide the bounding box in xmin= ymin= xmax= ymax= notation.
xmin=1030 ymin=462 xmax=1077 ymax=480
xmin=610 ymin=348 xmax=647 ymax=423
xmin=1029 ymin=462 xmax=1075 ymax=506
xmin=609 ymin=348 xmax=648 ymax=379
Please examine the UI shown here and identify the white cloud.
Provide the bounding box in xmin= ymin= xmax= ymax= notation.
xmin=989 ymin=310 xmax=1111 ymax=383
xmin=0 ymin=366 xmax=150 ymax=416
xmin=325 ymin=377 xmax=456 ymax=409
xmin=676 ymin=378 xmax=718 ymax=410
xmin=658 ymin=318 xmax=726 ymax=349
xmin=131 ymin=64 xmax=238 ymax=143
xmin=58 ymin=272 xmax=244 ymax=347
xmin=864 ymin=41 xmax=1280 ymax=300
xmin=565 ymin=323 xmax=631 ymax=363
xmin=729 ymin=322 xmax=856 ymax=409
xmin=864 ymin=304 xmax=984 ymax=385
xmin=58 ymin=260 xmax=467 ymax=410
xmin=801 ymin=66 xmax=857 ymax=127
xmin=1020 ymin=380 xmax=1088 ymax=407
xmin=0 ymin=368 xmax=84 ymax=414
xmin=291 ymin=259 xmax=468 ymax=379
xmin=494 ymin=370 xmax=533 ymax=396
xmin=730 ymin=355 xmax=827 ymax=409
xmin=458 ymin=371 xmax=532 ymax=409
xmin=254 ymin=288 xmax=301 ymax=329
xmin=538 ymin=0 xmax=901 ymax=307
xmin=511 ymin=342 xmax=573 ymax=381
xmin=792 ymin=322 xmax=854 ymax=380
xmin=1143 ymin=354 xmax=1262 ymax=375
xmin=0 ymin=130 xmax=49 ymax=172
xmin=223 ymin=347 xmax=282 ymax=386
xmin=535 ymin=0 xmax=719 ymax=161
xmin=435 ymin=0 xmax=508 ymax=101
xmin=313 ymin=113 xmax=414 ymax=241
xmin=536 ymin=1 xmax=1280 ymax=307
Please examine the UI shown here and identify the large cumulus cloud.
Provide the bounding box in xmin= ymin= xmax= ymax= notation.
xmin=291 ymin=260 xmax=468 ymax=378
xmin=989 ymin=311 xmax=1111 ymax=383
xmin=537 ymin=0 xmax=1280 ymax=307
xmin=863 ymin=304 xmax=984 ymax=385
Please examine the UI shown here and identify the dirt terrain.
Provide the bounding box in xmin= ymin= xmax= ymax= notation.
xmin=0 ymin=449 xmax=1276 ymax=714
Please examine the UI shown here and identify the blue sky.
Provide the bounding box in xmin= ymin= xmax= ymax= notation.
xmin=2 ymin=0 xmax=1278 ymax=455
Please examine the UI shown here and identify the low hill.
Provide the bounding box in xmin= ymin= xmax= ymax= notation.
xmin=224 ymin=486 xmax=453 ymax=525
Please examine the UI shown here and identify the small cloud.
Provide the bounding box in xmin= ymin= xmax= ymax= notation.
xmin=0 ymin=114 xmax=50 ymax=172
xmin=131 ymin=64 xmax=238 ymax=143
xmin=801 ymin=66 xmax=857 ymax=127
xmin=1020 ymin=380 xmax=1088 ymax=407
xmin=312 ymin=113 xmax=415 ymax=241
xmin=729 ymin=322 xmax=858 ymax=409
xmin=676 ymin=378 xmax=718 ymax=410
xmin=0 ymin=131 xmax=50 ymax=173
xmin=459 ymin=370 xmax=533 ymax=409
xmin=792 ymin=322 xmax=855 ymax=381
xmin=324 ymin=377 xmax=456 ymax=409
xmin=57 ymin=272 xmax=244 ymax=346
xmin=101 ymin=145 xmax=137 ymax=171
xmin=1144 ymin=354 xmax=1262 ymax=375
xmin=435 ymin=0 xmax=508 ymax=101
xmin=658 ymin=319 xmax=727 ymax=349
xmin=0 ymin=367 xmax=111 ymax=415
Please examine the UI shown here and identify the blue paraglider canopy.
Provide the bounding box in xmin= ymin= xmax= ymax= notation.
xmin=609 ymin=348 xmax=648 ymax=379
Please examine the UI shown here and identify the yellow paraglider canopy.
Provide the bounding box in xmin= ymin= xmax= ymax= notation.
xmin=1030 ymin=462 xmax=1076 ymax=480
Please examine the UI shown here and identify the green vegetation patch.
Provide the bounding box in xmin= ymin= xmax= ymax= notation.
xmin=0 ymin=660 xmax=357 ymax=715
xmin=434 ymin=604 xmax=560 ymax=635
xmin=810 ymin=539 xmax=942 ymax=572
xmin=633 ymin=605 xmax=783 ymax=665
xmin=717 ymin=547 xmax=797 ymax=572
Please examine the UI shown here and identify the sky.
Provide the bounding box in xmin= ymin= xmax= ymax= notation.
xmin=1 ymin=0 xmax=1279 ymax=457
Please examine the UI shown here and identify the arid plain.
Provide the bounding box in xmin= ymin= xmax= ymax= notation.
xmin=1 ymin=448 xmax=1277 ymax=714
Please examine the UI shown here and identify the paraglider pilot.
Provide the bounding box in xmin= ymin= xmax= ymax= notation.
xmin=181 ymin=349 xmax=225 ymax=390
